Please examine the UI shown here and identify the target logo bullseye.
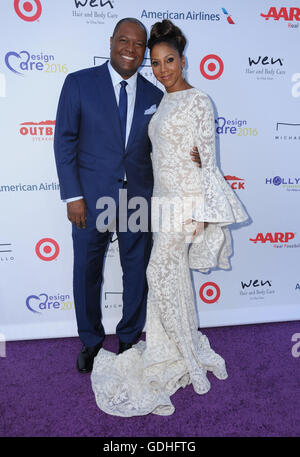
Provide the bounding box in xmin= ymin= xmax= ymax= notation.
xmin=199 ymin=282 xmax=221 ymax=304
xmin=200 ymin=54 xmax=224 ymax=80
xmin=14 ymin=0 xmax=42 ymax=22
xmin=35 ymin=238 xmax=59 ymax=261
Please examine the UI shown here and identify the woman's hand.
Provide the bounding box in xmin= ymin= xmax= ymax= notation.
xmin=183 ymin=219 xmax=208 ymax=239
xmin=190 ymin=147 xmax=202 ymax=167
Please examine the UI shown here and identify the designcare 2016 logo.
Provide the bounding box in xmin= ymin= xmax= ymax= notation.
xmin=200 ymin=54 xmax=224 ymax=80
xmin=14 ymin=0 xmax=42 ymax=22
xmin=19 ymin=120 xmax=55 ymax=141
xmin=4 ymin=51 xmax=68 ymax=76
xmin=215 ymin=117 xmax=258 ymax=137
xmin=261 ymin=7 xmax=300 ymax=28
xmin=26 ymin=293 xmax=74 ymax=314
xmin=249 ymin=232 xmax=300 ymax=249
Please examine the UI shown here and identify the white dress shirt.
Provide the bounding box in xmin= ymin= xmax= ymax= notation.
xmin=64 ymin=61 xmax=138 ymax=203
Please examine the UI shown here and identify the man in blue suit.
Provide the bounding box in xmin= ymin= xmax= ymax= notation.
xmin=54 ymin=18 xmax=200 ymax=373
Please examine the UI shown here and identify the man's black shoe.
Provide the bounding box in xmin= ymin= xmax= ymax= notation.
xmin=118 ymin=340 xmax=133 ymax=354
xmin=76 ymin=341 xmax=102 ymax=373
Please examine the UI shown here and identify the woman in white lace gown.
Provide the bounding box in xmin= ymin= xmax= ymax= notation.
xmin=91 ymin=20 xmax=248 ymax=416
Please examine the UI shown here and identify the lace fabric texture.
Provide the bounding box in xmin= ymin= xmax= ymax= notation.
xmin=91 ymin=89 xmax=248 ymax=417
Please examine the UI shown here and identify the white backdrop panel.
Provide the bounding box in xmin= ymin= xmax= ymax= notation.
xmin=0 ymin=0 xmax=299 ymax=341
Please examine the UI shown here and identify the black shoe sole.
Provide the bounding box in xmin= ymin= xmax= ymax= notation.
xmin=76 ymin=361 xmax=93 ymax=373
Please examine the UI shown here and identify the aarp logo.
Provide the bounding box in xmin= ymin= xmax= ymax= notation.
xmin=261 ymin=7 xmax=300 ymax=22
xmin=14 ymin=0 xmax=42 ymax=22
xmin=249 ymin=232 xmax=296 ymax=245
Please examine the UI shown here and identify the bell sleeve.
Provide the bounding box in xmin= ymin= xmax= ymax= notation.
xmin=188 ymin=92 xmax=248 ymax=271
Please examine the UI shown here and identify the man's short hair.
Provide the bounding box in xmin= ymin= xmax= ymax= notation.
xmin=112 ymin=18 xmax=147 ymax=39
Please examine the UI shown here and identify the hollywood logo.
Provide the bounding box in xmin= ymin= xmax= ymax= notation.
xmin=249 ymin=232 xmax=295 ymax=244
xmin=19 ymin=120 xmax=55 ymax=141
xmin=221 ymin=7 xmax=235 ymax=24
xmin=261 ymin=7 xmax=300 ymax=21
xmin=265 ymin=175 xmax=300 ymax=191
xmin=266 ymin=176 xmax=300 ymax=185
xmin=224 ymin=175 xmax=245 ymax=190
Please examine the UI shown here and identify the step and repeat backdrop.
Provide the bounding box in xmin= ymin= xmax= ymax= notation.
xmin=0 ymin=0 xmax=299 ymax=341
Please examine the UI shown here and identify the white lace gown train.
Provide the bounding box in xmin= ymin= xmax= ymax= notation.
xmin=91 ymin=88 xmax=248 ymax=417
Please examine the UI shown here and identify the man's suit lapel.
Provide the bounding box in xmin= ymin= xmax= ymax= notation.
xmin=96 ymin=62 xmax=123 ymax=150
xmin=126 ymin=74 xmax=145 ymax=153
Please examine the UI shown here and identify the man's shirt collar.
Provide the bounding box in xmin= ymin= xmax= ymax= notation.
xmin=108 ymin=61 xmax=138 ymax=91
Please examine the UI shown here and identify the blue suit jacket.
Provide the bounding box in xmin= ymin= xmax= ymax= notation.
xmin=54 ymin=62 xmax=163 ymax=211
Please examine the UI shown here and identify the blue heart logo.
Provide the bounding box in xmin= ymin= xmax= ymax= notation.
xmin=26 ymin=293 xmax=48 ymax=314
xmin=5 ymin=51 xmax=30 ymax=76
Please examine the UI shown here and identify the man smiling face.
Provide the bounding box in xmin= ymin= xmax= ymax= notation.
xmin=110 ymin=20 xmax=147 ymax=79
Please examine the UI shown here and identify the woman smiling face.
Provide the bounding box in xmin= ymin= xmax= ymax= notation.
xmin=150 ymin=42 xmax=187 ymax=93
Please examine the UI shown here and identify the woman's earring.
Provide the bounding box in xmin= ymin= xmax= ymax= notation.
xmin=182 ymin=67 xmax=186 ymax=79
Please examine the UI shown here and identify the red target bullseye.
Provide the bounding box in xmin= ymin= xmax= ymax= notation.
xmin=35 ymin=238 xmax=59 ymax=261
xmin=200 ymin=54 xmax=224 ymax=80
xmin=14 ymin=0 xmax=42 ymax=22
xmin=199 ymin=282 xmax=221 ymax=304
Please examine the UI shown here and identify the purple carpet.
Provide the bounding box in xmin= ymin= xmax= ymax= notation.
xmin=0 ymin=321 xmax=299 ymax=437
